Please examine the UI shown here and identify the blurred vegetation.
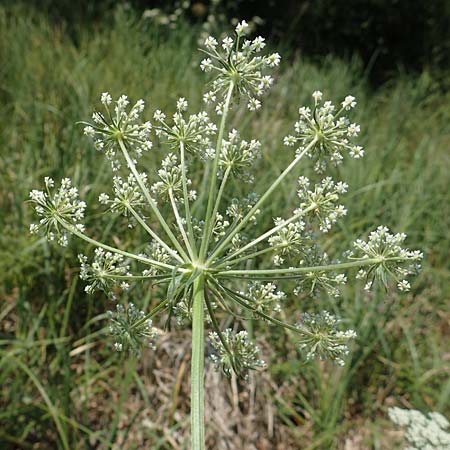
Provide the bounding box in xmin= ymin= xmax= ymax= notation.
xmin=6 ymin=0 xmax=450 ymax=83
xmin=0 ymin=3 xmax=449 ymax=449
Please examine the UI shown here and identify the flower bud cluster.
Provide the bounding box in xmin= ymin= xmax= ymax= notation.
xmin=153 ymin=98 xmax=217 ymax=156
xmin=212 ymin=213 xmax=231 ymax=242
xmin=284 ymin=91 xmax=363 ymax=173
xmin=79 ymin=248 xmax=131 ymax=296
xmin=200 ymin=21 xmax=280 ymax=112
xmin=141 ymin=241 xmax=176 ymax=276
xmin=349 ymin=226 xmax=423 ymax=291
xmin=268 ymin=219 xmax=308 ymax=266
xmin=219 ymin=129 xmax=261 ymax=182
xmin=83 ymin=93 xmax=152 ymax=170
xmin=388 ymin=406 xmax=450 ymax=449
xmin=296 ymin=311 xmax=357 ymax=366
xmin=297 ymin=176 xmax=348 ymax=232
xmin=225 ymin=193 xmax=260 ymax=223
xmin=99 ymin=173 xmax=145 ymax=217
xmin=209 ymin=329 xmax=266 ymax=378
xmin=108 ymin=303 xmax=161 ymax=355
xmin=294 ymin=249 xmax=347 ymax=297
xmin=241 ymin=282 xmax=286 ymax=316
xmin=151 ymin=153 xmax=194 ymax=200
xmin=29 ymin=177 xmax=86 ymax=246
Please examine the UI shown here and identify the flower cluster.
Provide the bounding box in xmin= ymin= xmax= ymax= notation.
xmin=153 ymin=98 xmax=217 ymax=156
xmin=297 ymin=176 xmax=348 ymax=232
xmin=211 ymin=212 xmax=231 ymax=242
xmin=99 ymin=174 xmax=146 ymax=217
xmin=294 ymin=250 xmax=347 ymax=298
xmin=349 ymin=226 xmax=423 ymax=291
xmin=151 ymin=153 xmax=190 ymax=200
xmin=241 ymin=282 xmax=286 ymax=316
xmin=200 ymin=21 xmax=280 ymax=112
xmin=29 ymin=21 xmax=422 ymax=389
xmin=83 ymin=93 xmax=152 ymax=170
xmin=296 ymin=311 xmax=357 ymax=366
xmin=225 ymin=193 xmax=260 ymax=223
xmin=29 ymin=177 xmax=86 ymax=246
xmin=268 ymin=220 xmax=308 ymax=266
xmin=78 ymin=249 xmax=131 ymax=297
xmin=108 ymin=303 xmax=161 ymax=355
xmin=141 ymin=241 xmax=175 ymax=276
xmin=209 ymin=329 xmax=266 ymax=378
xmin=284 ymin=91 xmax=363 ymax=173
xmin=219 ymin=129 xmax=261 ymax=182
xmin=388 ymin=406 xmax=450 ymax=449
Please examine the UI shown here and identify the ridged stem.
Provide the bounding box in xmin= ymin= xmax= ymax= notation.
xmin=191 ymin=275 xmax=205 ymax=450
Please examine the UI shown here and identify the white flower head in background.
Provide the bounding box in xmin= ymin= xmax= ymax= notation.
xmin=388 ymin=406 xmax=450 ymax=449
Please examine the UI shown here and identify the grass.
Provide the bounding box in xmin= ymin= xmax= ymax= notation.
xmin=0 ymin=4 xmax=449 ymax=449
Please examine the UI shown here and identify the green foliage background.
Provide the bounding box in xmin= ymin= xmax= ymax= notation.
xmin=0 ymin=4 xmax=449 ymax=449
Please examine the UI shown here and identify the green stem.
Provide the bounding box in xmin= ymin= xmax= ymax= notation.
xmin=168 ymin=188 xmax=195 ymax=260
xmin=214 ymin=282 xmax=313 ymax=336
xmin=191 ymin=275 xmax=205 ymax=450
xmin=180 ymin=141 xmax=198 ymax=258
xmin=217 ymin=257 xmax=382 ymax=278
xmin=127 ymin=204 xmax=183 ymax=263
xmin=118 ymin=138 xmax=190 ymax=262
xmin=56 ymin=217 xmax=177 ymax=271
xmin=131 ymin=300 xmax=168 ymax=330
xmin=218 ymin=204 xmax=316 ymax=266
xmin=207 ymin=138 xmax=318 ymax=264
xmin=199 ymin=82 xmax=235 ymax=260
xmin=215 ymin=245 xmax=282 ymax=270
xmin=204 ymin=166 xmax=231 ymax=251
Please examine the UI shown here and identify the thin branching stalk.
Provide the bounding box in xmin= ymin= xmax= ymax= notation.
xmin=127 ymin=204 xmax=184 ymax=263
xmin=180 ymin=141 xmax=198 ymax=258
xmin=56 ymin=217 xmax=177 ymax=271
xmin=118 ymin=138 xmax=190 ymax=262
xmin=217 ymin=258 xmax=383 ymax=278
xmin=220 ymin=203 xmax=317 ymax=265
xmin=168 ymin=188 xmax=195 ymax=260
xmin=199 ymin=82 xmax=235 ymax=260
xmin=207 ymin=139 xmax=318 ymax=263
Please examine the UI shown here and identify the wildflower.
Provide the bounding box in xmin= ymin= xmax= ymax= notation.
xmin=151 ymin=153 xmax=185 ymax=199
xmin=268 ymin=220 xmax=308 ymax=264
xmin=100 ymin=174 xmax=146 ymax=217
xmin=209 ymin=329 xmax=266 ymax=378
xmin=29 ymin=177 xmax=86 ymax=246
xmin=108 ymin=303 xmax=161 ymax=355
xmin=211 ymin=213 xmax=230 ymax=242
xmin=241 ymin=282 xmax=286 ymax=316
xmin=29 ymin=21 xmax=423 ymax=449
xmin=296 ymin=311 xmax=357 ymax=366
xmin=348 ymin=226 xmax=423 ymax=291
xmin=153 ymin=99 xmax=216 ymax=156
xmin=235 ymin=20 xmax=249 ymax=35
xmin=297 ymin=176 xmax=348 ymax=232
xmin=81 ymin=93 xmax=153 ymax=169
xmin=200 ymin=29 xmax=280 ymax=111
xmin=388 ymin=407 xmax=450 ymax=449
xmin=284 ymin=92 xmax=363 ymax=172
xmin=225 ymin=193 xmax=260 ymax=223
xmin=219 ymin=129 xmax=261 ymax=181
xmin=294 ymin=250 xmax=348 ymax=298
xmin=79 ymin=249 xmax=131 ymax=297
